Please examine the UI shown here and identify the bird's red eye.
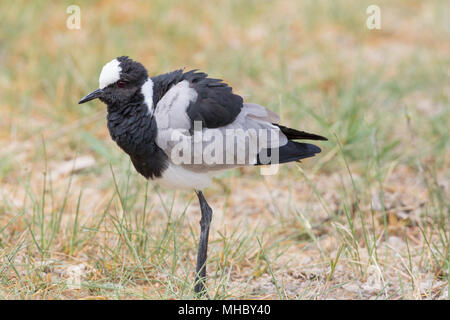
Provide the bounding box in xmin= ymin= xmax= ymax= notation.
xmin=116 ymin=80 xmax=127 ymax=88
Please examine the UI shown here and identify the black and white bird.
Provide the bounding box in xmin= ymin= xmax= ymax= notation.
xmin=79 ymin=56 xmax=327 ymax=296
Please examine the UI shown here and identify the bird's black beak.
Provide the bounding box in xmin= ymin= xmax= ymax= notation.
xmin=78 ymin=88 xmax=103 ymax=104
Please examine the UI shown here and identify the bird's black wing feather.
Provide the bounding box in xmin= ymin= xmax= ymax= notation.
xmin=183 ymin=70 xmax=243 ymax=130
xmin=275 ymin=124 xmax=328 ymax=141
xmin=151 ymin=70 xmax=185 ymax=104
xmin=256 ymin=141 xmax=321 ymax=165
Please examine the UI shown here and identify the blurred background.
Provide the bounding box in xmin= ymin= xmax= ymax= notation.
xmin=0 ymin=0 xmax=448 ymax=299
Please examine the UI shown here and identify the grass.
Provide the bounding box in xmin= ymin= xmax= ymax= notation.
xmin=0 ymin=0 xmax=448 ymax=299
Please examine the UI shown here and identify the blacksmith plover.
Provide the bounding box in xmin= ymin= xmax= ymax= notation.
xmin=79 ymin=56 xmax=327 ymax=296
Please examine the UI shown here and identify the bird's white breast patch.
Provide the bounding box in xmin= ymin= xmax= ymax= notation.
xmin=99 ymin=58 xmax=122 ymax=89
xmin=157 ymin=163 xmax=212 ymax=190
xmin=141 ymin=78 xmax=154 ymax=115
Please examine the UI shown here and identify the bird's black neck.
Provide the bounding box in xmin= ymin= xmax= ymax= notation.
xmin=104 ymin=71 xmax=188 ymax=180
xmin=106 ymin=100 xmax=168 ymax=179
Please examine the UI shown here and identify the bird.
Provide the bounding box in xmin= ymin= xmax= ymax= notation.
xmin=79 ymin=56 xmax=327 ymax=297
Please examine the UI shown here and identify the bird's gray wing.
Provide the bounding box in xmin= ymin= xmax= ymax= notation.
xmin=154 ymin=80 xmax=288 ymax=173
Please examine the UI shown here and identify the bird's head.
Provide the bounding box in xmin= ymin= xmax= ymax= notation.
xmin=79 ymin=56 xmax=148 ymax=106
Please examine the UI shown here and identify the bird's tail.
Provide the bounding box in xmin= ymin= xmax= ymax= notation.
xmin=256 ymin=141 xmax=322 ymax=165
xmin=274 ymin=124 xmax=328 ymax=141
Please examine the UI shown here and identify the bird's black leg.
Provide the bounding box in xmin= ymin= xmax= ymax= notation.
xmin=194 ymin=190 xmax=213 ymax=297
